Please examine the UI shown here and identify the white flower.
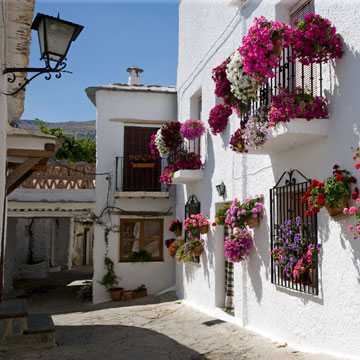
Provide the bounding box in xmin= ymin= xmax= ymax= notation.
xmin=226 ymin=51 xmax=260 ymax=103
xmin=155 ymin=129 xmax=169 ymax=158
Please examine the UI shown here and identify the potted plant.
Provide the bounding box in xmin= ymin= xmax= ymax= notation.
xmin=239 ymin=16 xmax=293 ymax=82
xmin=270 ymin=217 xmax=322 ymax=283
xmin=225 ymin=50 xmax=261 ymax=104
xmin=224 ymin=195 xmax=264 ymax=229
xmin=168 ymin=220 xmax=182 ymax=236
xmin=291 ymin=13 xmax=343 ymax=65
xmin=180 ymin=118 xmax=206 ymax=140
xmin=213 ymin=203 xmax=231 ymax=226
xmin=149 ymin=134 xmax=159 ymax=156
xmin=208 ymin=104 xmax=232 ymax=136
xmin=167 ymin=238 xmax=183 ymax=258
xmin=129 ymin=154 xmax=156 ymax=168
xmin=124 ymin=290 xmax=133 ymax=300
xmin=302 ymin=165 xmax=357 ymax=217
xmin=155 ymin=128 xmax=170 ymax=158
xmin=159 ymin=150 xmax=202 ymax=186
xmin=224 ymin=228 xmax=253 ymax=263
xmin=132 ymin=284 xmax=147 ymax=298
xmin=268 ymin=87 xmax=328 ymax=127
xmin=99 ymin=256 xmax=123 ymax=301
xmin=175 ymin=237 xmax=204 ymax=263
xmin=161 ymin=120 xmax=183 ymax=150
xmin=129 ymin=250 xmax=152 ymax=262
xmin=183 ymin=214 xmax=210 ymax=236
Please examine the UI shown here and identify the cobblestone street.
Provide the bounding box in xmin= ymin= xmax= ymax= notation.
xmin=1 ymin=288 xmax=342 ymax=360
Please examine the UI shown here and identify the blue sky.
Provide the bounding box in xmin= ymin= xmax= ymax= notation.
xmin=22 ymin=0 xmax=179 ymax=123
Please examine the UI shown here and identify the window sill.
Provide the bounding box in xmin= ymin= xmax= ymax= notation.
xmin=172 ymin=169 xmax=204 ymax=184
xmin=247 ymin=118 xmax=331 ymax=155
xmin=115 ymin=191 xmax=169 ymax=198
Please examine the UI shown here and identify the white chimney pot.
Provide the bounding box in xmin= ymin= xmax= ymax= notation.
xmin=126 ymin=67 xmax=143 ymax=85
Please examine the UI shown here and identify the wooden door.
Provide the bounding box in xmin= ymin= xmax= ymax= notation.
xmin=123 ymin=126 xmax=161 ymax=191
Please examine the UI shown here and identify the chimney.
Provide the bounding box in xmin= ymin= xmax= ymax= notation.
xmin=126 ymin=67 xmax=143 ymax=85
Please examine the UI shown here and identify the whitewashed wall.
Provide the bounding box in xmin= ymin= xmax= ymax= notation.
xmin=92 ymin=88 xmax=177 ymax=304
xmin=177 ymin=0 xmax=360 ymax=358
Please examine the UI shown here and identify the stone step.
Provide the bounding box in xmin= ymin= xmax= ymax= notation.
xmin=23 ymin=313 xmax=55 ymax=348
xmin=24 ymin=313 xmax=55 ymax=335
xmin=0 ymin=299 xmax=28 ymax=343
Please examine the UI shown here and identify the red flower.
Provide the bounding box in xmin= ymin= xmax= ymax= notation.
xmin=212 ymin=222 xmax=217 ymax=226
xmin=304 ymin=191 xmax=311 ymax=198
xmin=349 ymin=176 xmax=357 ymax=184
xmin=352 ymin=192 xmax=358 ymax=200
xmin=317 ymin=199 xmax=326 ymax=206
xmin=318 ymin=182 xmax=325 ymax=187
xmin=308 ymin=185 xmax=313 ymax=191
xmin=311 ymin=206 xmax=320 ymax=214
xmin=225 ymin=222 xmax=230 ymax=226
xmin=333 ymin=164 xmax=340 ymax=169
xmin=355 ymin=163 xmax=360 ymax=169
xmin=308 ymin=199 xmax=313 ymax=206
xmin=335 ymin=174 xmax=344 ymax=181
xmin=353 ymin=156 xmax=357 ymax=160
xmin=305 ymin=210 xmax=312 ymax=216
xmin=218 ymin=216 xmax=222 ymax=220
xmin=301 ymin=196 xmax=306 ymax=204
xmin=311 ymin=179 xmax=319 ymax=186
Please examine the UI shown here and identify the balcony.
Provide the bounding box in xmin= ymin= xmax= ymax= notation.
xmin=238 ymin=47 xmax=330 ymax=154
xmin=115 ymin=157 xmax=169 ymax=198
xmin=168 ymin=137 xmax=204 ymax=185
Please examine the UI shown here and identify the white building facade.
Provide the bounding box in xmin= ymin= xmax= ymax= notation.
xmin=86 ymin=71 xmax=178 ymax=304
xmin=176 ymin=0 xmax=360 ymax=359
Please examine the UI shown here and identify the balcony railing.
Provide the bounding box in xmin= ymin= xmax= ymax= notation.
xmin=115 ymin=157 xmax=168 ymax=192
xmin=168 ymin=138 xmax=201 ymax=165
xmin=19 ymin=164 xmax=95 ymax=190
xmin=238 ymin=47 xmax=323 ymax=123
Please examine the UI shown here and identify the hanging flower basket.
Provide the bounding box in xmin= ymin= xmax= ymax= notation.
xmin=174 ymin=229 xmax=182 ymax=237
xmin=246 ymin=217 xmax=260 ymax=228
xmin=192 ymin=245 xmax=203 ymax=257
xmin=272 ymin=36 xmax=283 ymax=57
xmin=199 ymin=224 xmax=209 ymax=234
xmin=132 ymin=162 xmax=155 ymax=168
xmin=325 ymin=198 xmax=347 ymax=217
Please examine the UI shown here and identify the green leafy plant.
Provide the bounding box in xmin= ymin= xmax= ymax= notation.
xmin=99 ymin=257 xmax=119 ymax=291
xmin=129 ymin=250 xmax=152 ymax=262
xmin=215 ymin=203 xmax=231 ymax=225
xmin=36 ymin=118 xmax=96 ymax=163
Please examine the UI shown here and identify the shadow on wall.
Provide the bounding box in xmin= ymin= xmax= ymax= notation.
xmin=10 ymin=324 xmax=207 ymax=359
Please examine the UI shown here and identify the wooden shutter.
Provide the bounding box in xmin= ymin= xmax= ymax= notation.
xmin=123 ymin=126 xmax=161 ymax=191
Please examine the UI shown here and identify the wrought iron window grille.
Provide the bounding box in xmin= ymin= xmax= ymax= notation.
xmin=270 ymin=169 xmax=319 ymax=295
xmin=185 ymin=195 xmax=201 ymax=264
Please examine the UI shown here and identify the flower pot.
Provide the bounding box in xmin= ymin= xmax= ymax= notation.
xmin=132 ymin=162 xmax=155 ymax=168
xmin=133 ymin=289 xmax=147 ymax=298
xmin=199 ymin=224 xmax=209 ymax=234
xmin=124 ymin=290 xmax=133 ymax=301
xmin=246 ymin=217 xmax=259 ymax=228
xmin=175 ymin=254 xmax=181 ymax=259
xmin=272 ymin=37 xmax=282 ymax=57
xmin=174 ymin=229 xmax=182 ymax=237
xmin=108 ymin=287 xmax=124 ymax=301
xmin=192 ymin=245 xmax=203 ymax=257
xmin=325 ymin=198 xmax=347 ymax=217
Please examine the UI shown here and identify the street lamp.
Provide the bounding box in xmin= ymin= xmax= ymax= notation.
xmin=3 ymin=13 xmax=84 ymax=95
xmin=216 ymin=182 xmax=226 ymax=198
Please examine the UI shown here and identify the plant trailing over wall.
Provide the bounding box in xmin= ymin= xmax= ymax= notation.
xmin=270 ymin=217 xmax=322 ymax=279
xmin=213 ymin=203 xmax=231 ymax=226
xmin=352 ymin=147 xmax=360 ymax=170
xmin=99 ymin=256 xmax=119 ymax=291
xmin=239 ymin=16 xmax=293 ymax=82
xmin=180 ymin=119 xmax=206 ymax=140
xmin=230 ymin=128 xmax=247 ymax=153
xmin=175 ymin=237 xmax=204 ymax=263
xmin=159 ymin=150 xmax=202 ymax=186
xmin=225 ymin=195 xmax=264 ymax=229
xmin=155 ymin=128 xmax=170 ymax=158
xmin=224 ymin=229 xmax=253 ymax=263
xmin=129 ymin=250 xmax=152 ymax=262
xmin=268 ymin=87 xmax=328 ymax=126
xmin=167 ymin=238 xmax=183 ymax=258
xmin=36 ymin=119 xmax=96 ymax=163
xmin=302 ymin=165 xmax=357 ymax=216
xmin=291 ymin=13 xmax=343 ymax=65
xmin=208 ymin=104 xmax=232 ymax=135
xmin=149 ymin=134 xmax=160 ymax=156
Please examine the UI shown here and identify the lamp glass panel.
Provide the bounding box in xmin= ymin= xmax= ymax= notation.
xmin=45 ymin=18 xmax=75 ymax=61
xmin=37 ymin=19 xmax=46 ymax=58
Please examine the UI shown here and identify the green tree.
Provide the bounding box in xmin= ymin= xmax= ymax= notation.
xmin=36 ymin=118 xmax=96 ymax=163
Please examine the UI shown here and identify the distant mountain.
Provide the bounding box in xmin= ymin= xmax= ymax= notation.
xmin=12 ymin=119 xmax=96 ymax=140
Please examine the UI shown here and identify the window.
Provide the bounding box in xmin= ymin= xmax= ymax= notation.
xmin=120 ymin=219 xmax=163 ymax=262
xmin=270 ymin=169 xmax=319 ymax=295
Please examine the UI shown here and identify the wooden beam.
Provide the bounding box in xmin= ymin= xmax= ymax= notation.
xmin=109 ymin=210 xmax=173 ymax=217
xmin=6 ymin=157 xmax=42 ymax=195
xmin=7 ymin=149 xmax=55 ymax=158
xmin=7 ymin=162 xmax=47 ymax=171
